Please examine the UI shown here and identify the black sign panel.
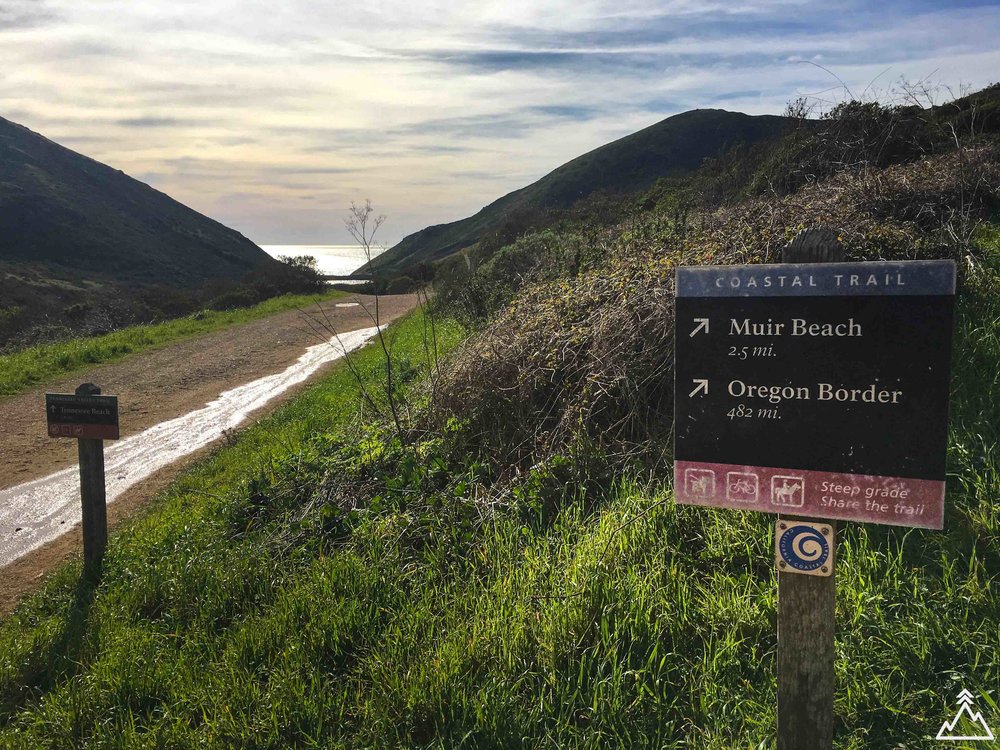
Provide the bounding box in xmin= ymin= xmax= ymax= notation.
xmin=674 ymin=260 xmax=955 ymax=529
xmin=46 ymin=393 xmax=120 ymax=440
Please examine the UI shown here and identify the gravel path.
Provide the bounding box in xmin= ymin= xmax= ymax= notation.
xmin=0 ymin=293 xmax=418 ymax=612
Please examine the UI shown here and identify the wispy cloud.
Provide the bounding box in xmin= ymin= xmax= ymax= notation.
xmin=0 ymin=0 xmax=60 ymax=29
xmin=2 ymin=0 xmax=999 ymax=243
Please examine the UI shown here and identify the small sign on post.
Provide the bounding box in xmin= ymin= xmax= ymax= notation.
xmin=46 ymin=391 xmax=120 ymax=440
xmin=46 ymin=383 xmax=120 ymax=567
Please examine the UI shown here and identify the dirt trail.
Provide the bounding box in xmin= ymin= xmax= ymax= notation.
xmin=0 ymin=293 xmax=418 ymax=613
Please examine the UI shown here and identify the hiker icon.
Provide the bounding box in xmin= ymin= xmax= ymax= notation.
xmin=684 ymin=469 xmax=715 ymax=499
xmin=770 ymin=475 xmax=805 ymax=507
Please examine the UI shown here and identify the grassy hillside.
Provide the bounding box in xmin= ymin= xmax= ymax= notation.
xmin=0 ymin=92 xmax=998 ymax=748
xmin=370 ymin=109 xmax=792 ymax=276
xmin=0 ymin=251 xmax=995 ymax=747
xmin=0 ymin=116 xmax=272 ymax=286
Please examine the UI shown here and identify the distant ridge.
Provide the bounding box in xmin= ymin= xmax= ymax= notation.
xmin=368 ymin=108 xmax=791 ymax=275
xmin=0 ymin=116 xmax=273 ymax=287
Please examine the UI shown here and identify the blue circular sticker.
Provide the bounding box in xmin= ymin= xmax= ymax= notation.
xmin=778 ymin=525 xmax=830 ymax=571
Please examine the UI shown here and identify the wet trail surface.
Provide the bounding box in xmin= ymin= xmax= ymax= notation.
xmin=0 ymin=294 xmax=417 ymax=607
xmin=0 ymin=327 xmax=378 ymax=567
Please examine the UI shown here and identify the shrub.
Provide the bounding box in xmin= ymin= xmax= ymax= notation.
xmin=430 ymin=143 xmax=1000 ymax=476
xmin=386 ymin=275 xmax=416 ymax=294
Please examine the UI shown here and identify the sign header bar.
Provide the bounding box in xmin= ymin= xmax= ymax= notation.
xmin=677 ymin=260 xmax=955 ymax=298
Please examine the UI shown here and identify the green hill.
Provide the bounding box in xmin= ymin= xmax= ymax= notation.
xmin=368 ymin=109 xmax=792 ymax=275
xmin=0 ymin=116 xmax=272 ymax=286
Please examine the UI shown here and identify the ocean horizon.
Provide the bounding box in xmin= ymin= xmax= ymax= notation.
xmin=260 ymin=244 xmax=385 ymax=277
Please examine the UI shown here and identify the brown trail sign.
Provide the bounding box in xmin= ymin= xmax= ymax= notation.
xmin=673 ymin=230 xmax=956 ymax=749
xmin=46 ymin=391 xmax=119 ymax=440
xmin=45 ymin=383 xmax=120 ymax=566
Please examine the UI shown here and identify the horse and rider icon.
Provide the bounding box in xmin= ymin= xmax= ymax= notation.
xmin=771 ymin=475 xmax=805 ymax=507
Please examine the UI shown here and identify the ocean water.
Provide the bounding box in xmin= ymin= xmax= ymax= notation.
xmin=261 ymin=245 xmax=384 ymax=277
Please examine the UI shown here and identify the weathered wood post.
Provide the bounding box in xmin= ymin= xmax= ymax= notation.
xmin=777 ymin=228 xmax=843 ymax=750
xmin=75 ymin=383 xmax=108 ymax=567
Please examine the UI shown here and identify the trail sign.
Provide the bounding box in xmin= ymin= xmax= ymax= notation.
xmin=46 ymin=392 xmax=120 ymax=440
xmin=674 ymin=259 xmax=955 ymax=529
xmin=45 ymin=383 xmax=115 ymax=567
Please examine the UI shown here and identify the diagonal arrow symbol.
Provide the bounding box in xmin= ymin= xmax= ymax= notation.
xmin=689 ymin=318 xmax=709 ymax=337
xmin=689 ymin=379 xmax=709 ymax=398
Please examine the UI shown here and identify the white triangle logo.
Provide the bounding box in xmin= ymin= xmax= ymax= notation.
xmin=936 ymin=689 xmax=995 ymax=741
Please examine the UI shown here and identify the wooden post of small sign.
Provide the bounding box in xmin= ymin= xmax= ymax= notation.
xmin=75 ymin=383 xmax=108 ymax=567
xmin=777 ymin=228 xmax=843 ymax=750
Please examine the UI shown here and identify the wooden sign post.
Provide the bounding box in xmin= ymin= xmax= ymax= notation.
xmin=46 ymin=383 xmax=120 ymax=567
xmin=673 ymin=229 xmax=956 ymax=748
xmin=776 ymin=230 xmax=841 ymax=750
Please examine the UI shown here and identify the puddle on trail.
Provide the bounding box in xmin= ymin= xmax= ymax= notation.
xmin=0 ymin=326 xmax=379 ymax=568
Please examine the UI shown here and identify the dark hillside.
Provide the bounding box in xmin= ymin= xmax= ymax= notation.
xmin=0 ymin=116 xmax=272 ymax=286
xmin=370 ymin=109 xmax=792 ymax=275
xmin=0 ymin=117 xmax=319 ymax=347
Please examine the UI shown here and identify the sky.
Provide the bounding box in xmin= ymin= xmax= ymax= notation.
xmin=2 ymin=1 xmax=999 ymax=246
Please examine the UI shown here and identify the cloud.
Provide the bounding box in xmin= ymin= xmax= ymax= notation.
xmin=1 ymin=0 xmax=999 ymax=244
xmin=116 ymin=116 xmax=194 ymax=128
xmin=393 ymin=112 xmax=547 ymax=139
xmin=0 ymin=0 xmax=59 ymax=29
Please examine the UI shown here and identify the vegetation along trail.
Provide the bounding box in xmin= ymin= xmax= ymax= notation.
xmin=0 ymin=293 xmax=418 ymax=607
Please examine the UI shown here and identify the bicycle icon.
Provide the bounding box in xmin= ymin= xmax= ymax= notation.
xmin=726 ymin=472 xmax=759 ymax=503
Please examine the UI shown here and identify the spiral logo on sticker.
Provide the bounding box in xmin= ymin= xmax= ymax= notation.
xmin=779 ymin=525 xmax=829 ymax=571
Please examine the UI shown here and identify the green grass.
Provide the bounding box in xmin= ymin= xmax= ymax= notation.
xmin=0 ymin=266 xmax=996 ymax=748
xmin=0 ymin=291 xmax=345 ymax=397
